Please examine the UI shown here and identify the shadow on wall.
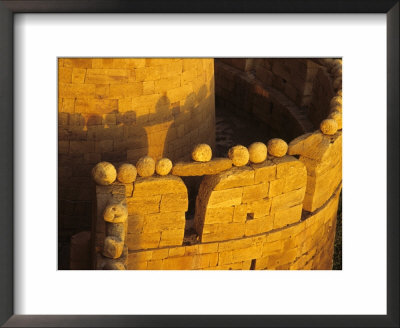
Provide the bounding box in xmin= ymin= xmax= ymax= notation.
xmin=58 ymin=82 xmax=215 ymax=265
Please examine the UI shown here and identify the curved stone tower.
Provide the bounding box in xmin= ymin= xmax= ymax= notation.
xmin=58 ymin=58 xmax=216 ymax=239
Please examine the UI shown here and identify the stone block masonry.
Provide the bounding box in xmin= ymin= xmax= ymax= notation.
xmin=59 ymin=58 xmax=216 ymax=241
xmin=68 ymin=58 xmax=342 ymax=270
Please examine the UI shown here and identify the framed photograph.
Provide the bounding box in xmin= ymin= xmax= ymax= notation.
xmin=0 ymin=1 xmax=398 ymax=327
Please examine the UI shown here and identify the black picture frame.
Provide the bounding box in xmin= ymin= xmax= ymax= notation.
xmin=0 ymin=1 xmax=398 ymax=327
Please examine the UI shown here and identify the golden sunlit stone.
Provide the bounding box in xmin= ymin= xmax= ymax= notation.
xmin=328 ymin=111 xmax=342 ymax=130
xmin=248 ymin=142 xmax=268 ymax=164
xmin=155 ymin=158 xmax=173 ymax=176
xmin=191 ymin=144 xmax=212 ymax=162
xmin=267 ymin=139 xmax=288 ymax=157
xmin=103 ymin=236 xmax=124 ymax=259
xmin=117 ymin=163 xmax=137 ymax=183
xmin=320 ymin=119 xmax=338 ymax=135
xmin=92 ymin=161 xmax=117 ymax=185
xmin=228 ymin=145 xmax=249 ymax=167
xmin=136 ymin=156 xmax=155 ymax=177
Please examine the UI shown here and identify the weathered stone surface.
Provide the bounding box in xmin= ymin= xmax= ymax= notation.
xmin=330 ymin=104 xmax=342 ymax=113
xmin=242 ymin=183 xmax=269 ymax=203
xmin=248 ymin=142 xmax=268 ymax=164
xmin=228 ymin=145 xmax=249 ymax=167
xmin=272 ymin=155 xmax=305 ymax=178
xmin=320 ymin=119 xmax=338 ymax=135
xmin=288 ymin=131 xmax=331 ymax=160
xmin=103 ymin=262 xmax=126 ymax=270
xmin=267 ymin=139 xmax=288 ymax=157
xmin=92 ymin=161 xmax=116 ymax=185
xmin=132 ymin=175 xmax=187 ymax=196
xmin=330 ymin=96 xmax=342 ymax=107
xmin=205 ymin=206 xmax=234 ymax=224
xmin=201 ymin=166 xmax=255 ymax=191
xmin=155 ymin=158 xmax=173 ymax=176
xmin=116 ymin=163 xmax=137 ymax=184
xmin=136 ymin=156 xmax=155 ymax=177
xmin=103 ymin=203 xmax=128 ymax=223
xmin=245 ymin=216 xmax=273 ymax=236
xmin=252 ymin=160 xmax=276 ymax=183
xmin=273 ymin=204 xmax=302 ymax=229
xmin=247 ymin=198 xmax=272 ymax=218
xmin=337 ymin=89 xmax=342 ymax=97
xmin=191 ymin=143 xmax=212 ymax=162
xmin=103 ymin=236 xmax=124 ymax=259
xmin=160 ymin=192 xmax=188 ymax=212
xmin=328 ymin=111 xmax=342 ymax=130
xmin=127 ymin=195 xmax=161 ymax=215
xmin=171 ymin=158 xmax=232 ymax=176
xmin=207 ymin=187 xmax=243 ymax=208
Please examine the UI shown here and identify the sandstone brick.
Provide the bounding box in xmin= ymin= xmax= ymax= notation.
xmin=127 ymin=249 xmax=153 ymax=263
xmin=127 ymin=261 xmax=148 ymax=270
xmin=171 ymin=158 xmax=232 ymax=177
xmin=247 ymin=199 xmax=272 ymax=218
xmin=245 ymin=216 xmax=273 ymax=236
xmin=85 ymin=68 xmax=129 ymax=84
xmin=126 ymin=232 xmax=160 ymax=250
xmin=132 ymin=175 xmax=187 ymax=196
xmin=207 ymin=187 xmax=243 ymax=208
xmin=252 ymin=160 xmax=276 ymax=183
xmin=269 ymin=178 xmax=285 ymax=197
xmin=232 ymin=245 xmax=263 ymax=263
xmin=273 ymin=155 xmax=304 ymax=178
xmin=205 ymin=206 xmax=234 ymax=224
xmin=218 ymin=237 xmax=254 ymax=252
xmin=201 ymin=222 xmax=245 ymax=242
xmin=59 ymin=83 xmax=95 ymax=98
xmin=162 ymin=255 xmax=195 ymax=270
xmin=147 ymin=259 xmax=162 ymax=270
xmin=127 ymin=195 xmax=161 ymax=215
xmin=71 ymin=68 xmax=86 ymax=83
xmin=64 ymin=58 xmax=92 ymax=68
xmin=95 ymin=139 xmax=113 ymax=152
xmin=160 ymin=192 xmax=188 ymax=212
xmin=154 ymin=76 xmax=181 ymax=93
xmin=198 ymin=243 xmax=219 ymax=254
xmin=59 ymin=67 xmax=72 ymax=83
xmin=159 ymin=229 xmax=184 ymax=247
xmin=273 ymin=204 xmax=303 ymax=229
xmin=242 ymin=183 xmax=269 ymax=203
xmin=143 ymin=211 xmax=185 ymax=233
xmin=167 ymin=84 xmax=193 ymax=103
xmin=271 ymin=187 xmax=305 ymax=211
xmin=75 ymin=99 xmax=118 ymax=114
xmin=284 ymin=172 xmax=307 ymax=192
xmin=127 ymin=214 xmax=145 ymax=233
xmin=60 ymin=98 xmax=75 ymax=113
xmin=288 ymin=131 xmax=331 ymax=160
xmin=142 ymin=81 xmax=155 ymax=95
xmin=233 ymin=204 xmax=247 ymax=223
xmin=169 ymin=247 xmax=186 ymax=257
xmin=109 ymin=83 xmax=143 ymax=98
xmin=134 ymin=66 xmax=161 ymax=81
xmin=151 ymin=248 xmax=169 ymax=260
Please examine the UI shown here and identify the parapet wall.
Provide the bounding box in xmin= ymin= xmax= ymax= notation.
xmin=58 ymin=58 xmax=215 ymax=238
xmin=80 ymin=58 xmax=342 ymax=270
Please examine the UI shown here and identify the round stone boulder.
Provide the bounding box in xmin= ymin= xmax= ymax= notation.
xmin=92 ymin=162 xmax=117 ymax=186
xmin=333 ymin=77 xmax=342 ymax=90
xmin=330 ymin=96 xmax=342 ymax=107
xmin=337 ymin=89 xmax=342 ymax=97
xmin=228 ymin=145 xmax=249 ymax=167
xmin=248 ymin=142 xmax=268 ymax=164
xmin=328 ymin=111 xmax=342 ymax=130
xmin=117 ymin=163 xmax=137 ymax=184
xmin=191 ymin=144 xmax=212 ymax=162
xmin=136 ymin=156 xmax=155 ymax=177
xmin=320 ymin=119 xmax=338 ymax=135
xmin=155 ymin=158 xmax=173 ymax=176
xmin=267 ymin=139 xmax=288 ymax=157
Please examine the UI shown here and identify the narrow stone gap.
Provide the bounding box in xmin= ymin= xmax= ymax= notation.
xmin=250 ymin=259 xmax=256 ymax=270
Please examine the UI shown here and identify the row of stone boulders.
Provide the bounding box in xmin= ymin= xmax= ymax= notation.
xmin=92 ymin=138 xmax=291 ymax=186
xmin=319 ymin=59 xmax=342 ymax=136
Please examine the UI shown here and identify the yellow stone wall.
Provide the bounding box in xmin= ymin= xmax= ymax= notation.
xmin=59 ymin=58 xmax=215 ymax=236
xmin=87 ymin=58 xmax=342 ymax=270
